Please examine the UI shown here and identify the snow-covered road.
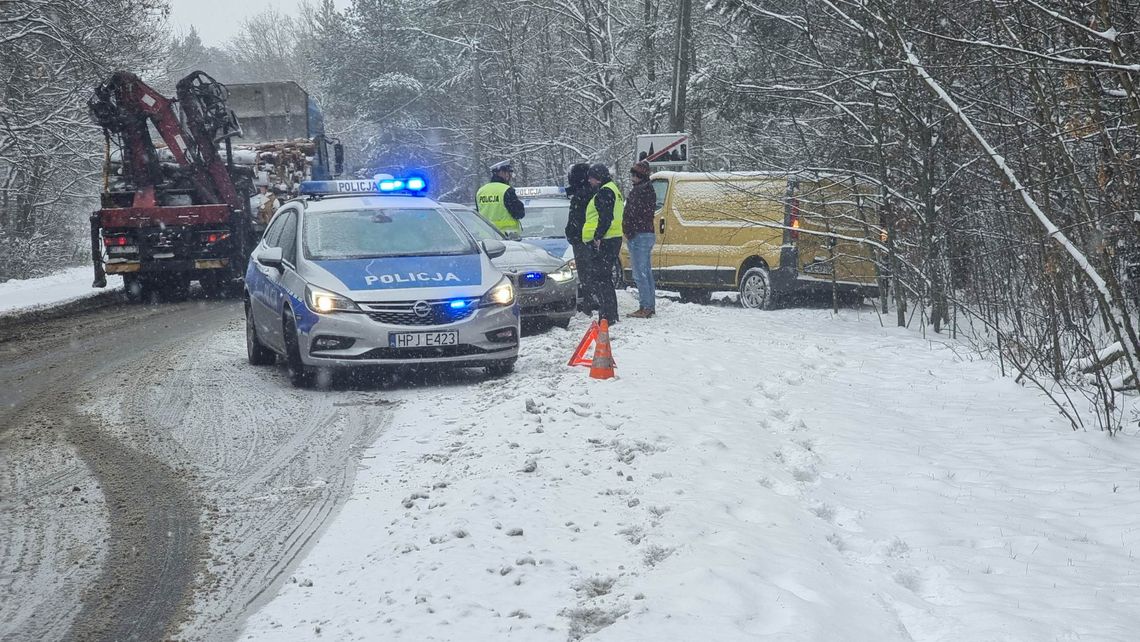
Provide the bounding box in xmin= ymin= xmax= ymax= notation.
xmin=241 ymin=292 xmax=1140 ymax=641
xmin=3 ymin=273 xmax=1137 ymax=641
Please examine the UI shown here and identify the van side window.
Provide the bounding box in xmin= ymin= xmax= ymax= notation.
xmin=651 ymin=179 xmax=668 ymax=211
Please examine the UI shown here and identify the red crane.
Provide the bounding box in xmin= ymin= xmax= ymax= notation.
xmin=88 ymin=71 xmax=253 ymax=299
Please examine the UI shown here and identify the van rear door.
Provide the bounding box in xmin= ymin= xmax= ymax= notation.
xmin=791 ymin=180 xmax=877 ymax=285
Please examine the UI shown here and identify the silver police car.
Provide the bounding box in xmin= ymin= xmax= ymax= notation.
xmin=244 ymin=176 xmax=520 ymax=387
xmin=441 ymin=202 xmax=578 ymax=329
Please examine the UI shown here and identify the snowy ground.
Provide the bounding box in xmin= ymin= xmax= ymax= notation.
xmin=240 ymin=291 xmax=1140 ymax=641
xmin=0 ymin=268 xmax=119 ymax=316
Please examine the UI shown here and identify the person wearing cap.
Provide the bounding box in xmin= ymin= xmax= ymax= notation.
xmin=565 ymin=162 xmax=597 ymax=314
xmin=476 ymin=160 xmax=525 ymax=235
xmin=624 ymin=160 xmax=656 ymax=318
xmin=583 ymin=163 xmax=624 ymax=325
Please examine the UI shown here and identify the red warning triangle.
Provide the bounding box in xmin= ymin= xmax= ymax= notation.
xmin=568 ymin=321 xmax=599 ymax=367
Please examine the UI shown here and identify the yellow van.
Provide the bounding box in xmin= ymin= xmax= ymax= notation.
xmin=617 ymin=171 xmax=882 ymax=309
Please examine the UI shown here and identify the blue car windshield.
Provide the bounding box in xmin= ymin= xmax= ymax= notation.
xmin=303 ymin=208 xmax=474 ymax=260
xmin=520 ymin=202 xmax=570 ymax=238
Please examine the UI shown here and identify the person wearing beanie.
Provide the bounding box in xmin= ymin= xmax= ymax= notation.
xmin=565 ymin=162 xmax=598 ymax=314
xmin=624 ymin=161 xmax=656 ymax=318
xmin=582 ymin=163 xmax=624 ymax=325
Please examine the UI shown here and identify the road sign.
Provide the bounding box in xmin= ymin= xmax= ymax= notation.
xmin=636 ymin=133 xmax=689 ymax=167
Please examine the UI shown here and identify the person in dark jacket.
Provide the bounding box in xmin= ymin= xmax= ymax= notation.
xmin=623 ymin=160 xmax=656 ymax=317
xmin=583 ymin=163 xmax=624 ymax=325
xmin=565 ymin=163 xmax=597 ymax=313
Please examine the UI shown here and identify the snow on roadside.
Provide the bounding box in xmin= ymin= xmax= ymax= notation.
xmin=242 ymin=292 xmax=1140 ymax=641
xmin=0 ymin=267 xmax=119 ymax=316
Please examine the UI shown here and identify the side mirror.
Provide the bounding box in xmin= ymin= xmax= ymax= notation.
xmin=256 ymin=246 xmax=284 ymax=271
xmin=333 ymin=143 xmax=345 ymax=176
xmin=482 ymin=239 xmax=507 ymax=259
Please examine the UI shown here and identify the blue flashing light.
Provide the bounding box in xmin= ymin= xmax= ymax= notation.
xmin=449 ymin=299 xmax=467 ymax=309
xmin=522 ymin=272 xmax=544 ymax=283
xmin=299 ymin=174 xmax=430 ymax=197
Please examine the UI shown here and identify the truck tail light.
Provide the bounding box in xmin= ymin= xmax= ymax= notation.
xmin=103 ymin=235 xmax=128 ymax=247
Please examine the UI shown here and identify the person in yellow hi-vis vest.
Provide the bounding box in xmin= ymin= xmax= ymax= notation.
xmin=475 ymin=160 xmax=525 ymax=236
xmin=583 ymin=163 xmax=624 ymax=325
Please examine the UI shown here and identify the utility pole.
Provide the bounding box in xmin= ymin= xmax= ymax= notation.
xmin=669 ymin=0 xmax=692 ymax=133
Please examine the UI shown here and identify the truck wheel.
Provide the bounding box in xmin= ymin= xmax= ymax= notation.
xmin=123 ymin=275 xmax=145 ymax=304
xmin=738 ymin=267 xmax=774 ymax=310
xmin=282 ymin=308 xmax=314 ymax=388
xmin=201 ymin=273 xmax=233 ymax=299
xmin=677 ymin=288 xmax=712 ymax=305
xmin=246 ymin=303 xmax=276 ymax=366
xmin=159 ymin=276 xmax=189 ymax=302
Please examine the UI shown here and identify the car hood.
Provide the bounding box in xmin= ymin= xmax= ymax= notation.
xmin=300 ymin=253 xmax=501 ymax=301
xmin=492 ymin=241 xmax=567 ymax=272
xmin=521 ymin=237 xmax=570 ymax=259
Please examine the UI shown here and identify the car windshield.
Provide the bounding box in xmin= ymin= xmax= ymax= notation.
xmin=520 ymin=202 xmax=569 ymax=238
xmin=303 ymin=207 xmax=474 ymax=260
xmin=448 ymin=207 xmax=506 ymax=243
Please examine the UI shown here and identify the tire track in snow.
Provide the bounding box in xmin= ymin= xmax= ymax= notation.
xmin=86 ymin=320 xmax=393 ymax=640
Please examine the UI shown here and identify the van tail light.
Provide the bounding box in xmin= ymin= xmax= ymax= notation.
xmin=789 ymin=198 xmax=801 ymax=241
xmin=103 ymin=235 xmax=128 ymax=247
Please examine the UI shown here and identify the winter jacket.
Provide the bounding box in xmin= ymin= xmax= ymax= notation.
xmin=565 ymin=184 xmax=596 ymax=244
xmin=480 ymin=177 xmax=525 ymax=221
xmin=588 ymin=185 xmax=619 ymax=240
xmin=623 ymin=180 xmax=656 ymax=236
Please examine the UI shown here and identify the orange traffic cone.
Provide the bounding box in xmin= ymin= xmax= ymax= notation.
xmin=589 ymin=319 xmax=616 ymax=380
xmin=568 ymin=321 xmax=599 ymax=367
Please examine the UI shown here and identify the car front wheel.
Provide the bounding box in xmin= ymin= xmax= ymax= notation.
xmin=246 ymin=302 xmax=276 ymax=365
xmin=283 ymin=308 xmax=314 ymax=387
xmin=485 ymin=358 xmax=517 ymax=377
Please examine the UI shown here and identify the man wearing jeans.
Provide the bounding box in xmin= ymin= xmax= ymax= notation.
xmin=624 ymin=161 xmax=657 ymax=318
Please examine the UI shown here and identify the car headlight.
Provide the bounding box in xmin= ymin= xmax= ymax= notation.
xmin=548 ymin=263 xmax=576 ymax=283
xmin=305 ymin=284 xmax=360 ymax=314
xmin=480 ymin=276 xmax=516 ymax=307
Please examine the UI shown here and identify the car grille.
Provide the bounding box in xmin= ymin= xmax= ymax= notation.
xmin=361 ymin=299 xmax=479 ymax=327
xmin=513 ymin=271 xmax=546 ymax=289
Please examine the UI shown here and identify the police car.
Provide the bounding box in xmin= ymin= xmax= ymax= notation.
xmin=515 ymin=186 xmax=573 ymax=262
xmin=244 ymin=175 xmax=520 ymax=387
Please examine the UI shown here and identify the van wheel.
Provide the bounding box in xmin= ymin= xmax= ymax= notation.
xmin=677 ymin=288 xmax=712 ymax=305
xmin=739 ymin=267 xmax=774 ymax=310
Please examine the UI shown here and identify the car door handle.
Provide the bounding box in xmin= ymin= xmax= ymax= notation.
xmin=658 ymin=218 xmax=666 ymax=234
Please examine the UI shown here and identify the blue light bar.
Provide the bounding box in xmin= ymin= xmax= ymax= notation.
xmin=299 ymin=174 xmax=429 ymax=197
